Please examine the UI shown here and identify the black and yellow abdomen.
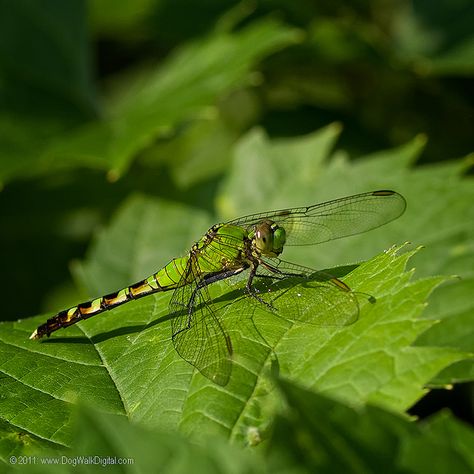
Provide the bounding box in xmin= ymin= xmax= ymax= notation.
xmin=30 ymin=256 xmax=190 ymax=339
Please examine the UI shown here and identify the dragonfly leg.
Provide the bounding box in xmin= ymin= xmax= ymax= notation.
xmin=246 ymin=264 xmax=275 ymax=310
xmin=259 ymin=260 xmax=308 ymax=279
xmin=177 ymin=267 xmax=247 ymax=333
xmin=200 ymin=267 xmax=247 ymax=287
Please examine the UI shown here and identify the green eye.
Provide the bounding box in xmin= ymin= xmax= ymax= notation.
xmin=273 ymin=227 xmax=286 ymax=251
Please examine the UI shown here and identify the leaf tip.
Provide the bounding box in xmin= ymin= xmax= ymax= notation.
xmin=414 ymin=133 xmax=428 ymax=147
xmin=329 ymin=121 xmax=344 ymax=135
xmin=107 ymin=169 xmax=121 ymax=182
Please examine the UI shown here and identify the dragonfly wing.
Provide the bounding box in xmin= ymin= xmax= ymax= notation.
xmin=253 ymin=258 xmax=359 ymax=326
xmin=169 ymin=258 xmax=232 ymax=386
xmin=229 ymin=190 xmax=406 ymax=246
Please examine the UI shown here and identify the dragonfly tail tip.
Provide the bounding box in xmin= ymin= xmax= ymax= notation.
xmin=29 ymin=329 xmax=39 ymax=340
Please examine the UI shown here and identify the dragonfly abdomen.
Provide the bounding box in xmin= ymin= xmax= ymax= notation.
xmin=29 ymin=256 xmax=190 ymax=340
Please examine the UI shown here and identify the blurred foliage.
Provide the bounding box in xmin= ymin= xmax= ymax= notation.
xmin=0 ymin=0 xmax=473 ymax=471
xmin=3 ymin=389 xmax=474 ymax=474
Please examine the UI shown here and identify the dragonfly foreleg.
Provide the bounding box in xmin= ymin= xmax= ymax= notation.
xmin=183 ymin=267 xmax=247 ymax=327
xmin=259 ymin=260 xmax=308 ymax=279
xmin=246 ymin=263 xmax=276 ymax=310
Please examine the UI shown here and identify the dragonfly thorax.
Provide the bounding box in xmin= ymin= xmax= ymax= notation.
xmin=252 ymin=220 xmax=286 ymax=257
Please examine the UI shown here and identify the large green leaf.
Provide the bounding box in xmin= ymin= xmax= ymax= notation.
xmin=42 ymin=18 xmax=300 ymax=179
xmin=1 ymin=128 xmax=471 ymax=461
xmin=1 ymin=197 xmax=466 ymax=460
xmin=218 ymin=126 xmax=474 ymax=384
xmin=0 ymin=16 xmax=299 ymax=184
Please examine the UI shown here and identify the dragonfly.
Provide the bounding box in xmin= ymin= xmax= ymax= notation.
xmin=30 ymin=190 xmax=406 ymax=385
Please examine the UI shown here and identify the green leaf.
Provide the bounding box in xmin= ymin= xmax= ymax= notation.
xmin=399 ymin=409 xmax=474 ymax=474
xmin=217 ymin=123 xmax=344 ymax=217
xmin=5 ymin=404 xmax=264 ymax=474
xmin=424 ymin=36 xmax=474 ymax=76
xmin=391 ymin=0 xmax=474 ymax=76
xmin=1 ymin=197 xmax=467 ymax=457
xmin=218 ymin=129 xmax=474 ymax=384
xmin=43 ymin=19 xmax=301 ymax=179
xmin=6 ymin=381 xmax=473 ymax=473
xmin=140 ymin=107 xmax=251 ymax=190
xmin=2 ymin=128 xmax=472 ymax=458
xmin=268 ymin=378 xmax=474 ymax=474
xmin=0 ymin=17 xmax=299 ymax=185
xmin=74 ymin=195 xmax=212 ymax=296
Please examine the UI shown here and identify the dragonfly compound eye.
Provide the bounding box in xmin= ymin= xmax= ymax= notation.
xmin=272 ymin=226 xmax=286 ymax=255
xmin=254 ymin=221 xmax=274 ymax=254
xmin=254 ymin=221 xmax=287 ymax=256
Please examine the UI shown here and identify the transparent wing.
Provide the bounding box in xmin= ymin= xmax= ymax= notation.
xmin=252 ymin=258 xmax=359 ymax=326
xmin=228 ymin=190 xmax=406 ymax=246
xmin=169 ymin=257 xmax=232 ymax=386
xmin=196 ymin=231 xmax=248 ymax=271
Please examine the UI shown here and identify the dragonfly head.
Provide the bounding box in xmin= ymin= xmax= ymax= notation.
xmin=253 ymin=220 xmax=286 ymax=257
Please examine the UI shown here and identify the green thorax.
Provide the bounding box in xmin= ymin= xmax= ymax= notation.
xmin=151 ymin=224 xmax=249 ymax=290
xmin=154 ymin=219 xmax=287 ymax=290
xmin=193 ymin=223 xmax=249 ymax=273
